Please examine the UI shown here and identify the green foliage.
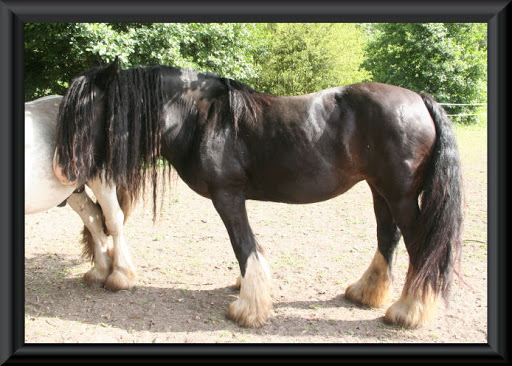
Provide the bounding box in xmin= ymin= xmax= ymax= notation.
xmin=25 ymin=24 xmax=90 ymax=100
xmin=253 ymin=23 xmax=371 ymax=95
xmin=25 ymin=23 xmax=263 ymax=101
xmin=362 ymin=23 xmax=487 ymax=124
xmin=25 ymin=22 xmax=487 ymax=125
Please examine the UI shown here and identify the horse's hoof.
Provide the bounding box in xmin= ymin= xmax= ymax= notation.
xmin=104 ymin=268 xmax=136 ymax=291
xmin=227 ymin=253 xmax=272 ymax=327
xmin=384 ymin=291 xmax=437 ymax=328
xmin=83 ymin=267 xmax=109 ymax=288
xmin=345 ymin=279 xmax=391 ymax=308
xmin=345 ymin=250 xmax=392 ymax=308
xmin=227 ymin=297 xmax=271 ymax=328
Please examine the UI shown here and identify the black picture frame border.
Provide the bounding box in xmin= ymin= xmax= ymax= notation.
xmin=1 ymin=0 xmax=509 ymax=363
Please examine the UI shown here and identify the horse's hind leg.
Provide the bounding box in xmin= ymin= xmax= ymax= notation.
xmin=383 ymin=196 xmax=438 ymax=328
xmin=88 ymin=177 xmax=136 ymax=291
xmin=211 ymin=189 xmax=271 ymax=328
xmin=345 ymin=185 xmax=401 ymax=307
xmin=67 ymin=189 xmax=112 ymax=287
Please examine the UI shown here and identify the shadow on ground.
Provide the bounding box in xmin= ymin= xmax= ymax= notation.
xmin=25 ymin=253 xmax=398 ymax=340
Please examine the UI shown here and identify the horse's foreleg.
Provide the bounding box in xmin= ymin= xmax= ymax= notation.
xmin=211 ymin=189 xmax=271 ymax=328
xmin=67 ymin=190 xmax=113 ymax=287
xmin=345 ymin=186 xmax=400 ymax=307
xmin=88 ymin=177 xmax=136 ymax=291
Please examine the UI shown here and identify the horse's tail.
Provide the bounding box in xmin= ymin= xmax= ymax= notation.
xmin=81 ymin=187 xmax=136 ymax=261
xmin=409 ymin=93 xmax=463 ymax=303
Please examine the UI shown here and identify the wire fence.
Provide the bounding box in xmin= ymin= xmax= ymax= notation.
xmin=439 ymin=103 xmax=487 ymax=106
xmin=439 ymin=102 xmax=487 ymax=117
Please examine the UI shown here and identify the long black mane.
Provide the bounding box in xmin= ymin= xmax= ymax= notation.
xmin=55 ymin=63 xmax=264 ymax=212
xmin=55 ymin=65 xmax=168 ymax=212
xmin=220 ymin=77 xmax=265 ymax=131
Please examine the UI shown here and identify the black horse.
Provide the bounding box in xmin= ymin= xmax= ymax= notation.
xmin=53 ymin=58 xmax=462 ymax=328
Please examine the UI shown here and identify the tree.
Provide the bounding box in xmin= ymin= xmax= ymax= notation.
xmin=26 ymin=23 xmax=372 ymax=101
xmin=253 ymin=23 xmax=371 ymax=96
xmin=25 ymin=23 xmax=90 ymax=100
xmin=25 ymin=23 xmax=264 ymax=101
xmin=362 ymin=23 xmax=487 ymax=123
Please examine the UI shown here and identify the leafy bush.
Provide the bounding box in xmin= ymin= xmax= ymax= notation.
xmin=362 ymin=23 xmax=487 ymax=124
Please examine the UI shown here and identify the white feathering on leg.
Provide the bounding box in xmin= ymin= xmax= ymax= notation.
xmin=228 ymin=252 xmax=272 ymax=327
xmin=345 ymin=250 xmax=393 ymax=307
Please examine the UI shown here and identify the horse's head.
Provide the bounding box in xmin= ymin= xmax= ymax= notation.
xmin=90 ymin=57 xmax=122 ymax=136
xmin=53 ymin=57 xmax=122 ymax=186
xmin=93 ymin=57 xmax=121 ymax=98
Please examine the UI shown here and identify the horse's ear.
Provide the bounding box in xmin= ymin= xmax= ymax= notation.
xmin=94 ymin=56 xmax=121 ymax=90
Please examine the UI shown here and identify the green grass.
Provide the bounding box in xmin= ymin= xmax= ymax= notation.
xmin=452 ymin=109 xmax=487 ymax=149
xmin=273 ymin=253 xmax=307 ymax=269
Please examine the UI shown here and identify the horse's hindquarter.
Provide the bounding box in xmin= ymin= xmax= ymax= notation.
xmin=241 ymin=89 xmax=364 ymax=203
xmin=240 ymin=84 xmax=436 ymax=203
xmin=25 ymin=96 xmax=75 ymax=213
xmin=341 ymin=83 xmax=437 ymax=194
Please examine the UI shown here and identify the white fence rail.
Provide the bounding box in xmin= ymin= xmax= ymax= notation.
xmin=439 ymin=102 xmax=486 ymax=117
xmin=439 ymin=103 xmax=486 ymax=106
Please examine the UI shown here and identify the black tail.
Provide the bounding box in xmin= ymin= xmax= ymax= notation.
xmin=409 ymin=93 xmax=463 ymax=302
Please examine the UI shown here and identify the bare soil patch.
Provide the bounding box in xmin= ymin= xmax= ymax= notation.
xmin=25 ymin=125 xmax=487 ymax=344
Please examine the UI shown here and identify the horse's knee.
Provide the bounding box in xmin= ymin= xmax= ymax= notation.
xmin=104 ymin=210 xmax=124 ymax=236
xmin=67 ymin=191 xmax=90 ymax=214
xmin=88 ymin=177 xmax=124 ymax=233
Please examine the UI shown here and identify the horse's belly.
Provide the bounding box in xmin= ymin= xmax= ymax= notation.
xmin=246 ymin=169 xmax=361 ymax=204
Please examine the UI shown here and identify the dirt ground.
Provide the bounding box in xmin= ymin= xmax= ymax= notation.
xmin=24 ymin=125 xmax=487 ymax=344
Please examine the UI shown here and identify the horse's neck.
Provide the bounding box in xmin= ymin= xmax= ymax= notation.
xmin=159 ymin=95 xmax=197 ymax=171
xmin=159 ymin=71 xmax=227 ymax=170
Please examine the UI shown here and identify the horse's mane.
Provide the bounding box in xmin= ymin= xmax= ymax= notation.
xmin=55 ymin=67 xmax=101 ymax=183
xmin=220 ymin=77 xmax=266 ymax=131
xmin=180 ymin=68 xmax=268 ymax=130
xmin=55 ymin=65 xmax=168 ymax=215
xmin=55 ymin=63 xmax=267 ymax=215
